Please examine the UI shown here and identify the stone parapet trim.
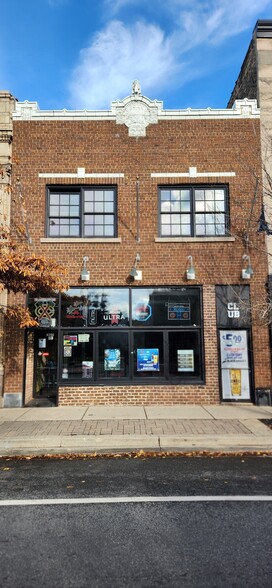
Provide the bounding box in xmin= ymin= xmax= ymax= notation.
xmin=13 ymin=98 xmax=260 ymax=121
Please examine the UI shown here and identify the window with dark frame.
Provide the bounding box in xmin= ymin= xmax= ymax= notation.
xmin=47 ymin=186 xmax=117 ymax=238
xmin=29 ymin=287 xmax=203 ymax=385
xmin=159 ymin=185 xmax=229 ymax=237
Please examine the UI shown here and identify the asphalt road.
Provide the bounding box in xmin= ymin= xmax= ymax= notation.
xmin=0 ymin=457 xmax=272 ymax=587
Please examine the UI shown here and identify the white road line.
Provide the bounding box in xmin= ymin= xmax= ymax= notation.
xmin=0 ymin=496 xmax=272 ymax=506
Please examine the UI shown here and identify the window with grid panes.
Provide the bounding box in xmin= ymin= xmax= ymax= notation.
xmin=159 ymin=185 xmax=229 ymax=237
xmin=47 ymin=187 xmax=117 ymax=237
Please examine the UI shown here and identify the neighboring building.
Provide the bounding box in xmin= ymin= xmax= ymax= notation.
xmin=0 ymin=92 xmax=16 ymax=403
xmin=228 ymin=19 xmax=272 ymax=278
xmin=1 ymin=81 xmax=271 ymax=407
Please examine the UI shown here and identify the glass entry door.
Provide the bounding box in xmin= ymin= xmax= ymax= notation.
xmin=34 ymin=331 xmax=58 ymax=403
xmin=219 ymin=330 xmax=251 ymax=401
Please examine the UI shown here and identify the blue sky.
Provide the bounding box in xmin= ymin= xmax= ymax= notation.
xmin=1 ymin=0 xmax=272 ymax=110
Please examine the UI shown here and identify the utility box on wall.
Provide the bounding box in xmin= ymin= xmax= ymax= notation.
xmin=255 ymin=388 xmax=272 ymax=406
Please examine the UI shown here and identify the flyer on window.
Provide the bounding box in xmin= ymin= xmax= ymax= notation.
xmin=177 ymin=349 xmax=194 ymax=372
xmin=137 ymin=348 xmax=160 ymax=371
xmin=63 ymin=335 xmax=78 ymax=347
xmin=104 ymin=349 xmax=121 ymax=371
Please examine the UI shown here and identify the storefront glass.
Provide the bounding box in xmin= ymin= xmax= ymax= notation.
xmin=61 ymin=288 xmax=129 ymax=327
xmin=131 ymin=287 xmax=201 ymax=326
xmin=62 ymin=332 xmax=94 ymax=380
xmin=31 ymin=286 xmax=203 ymax=388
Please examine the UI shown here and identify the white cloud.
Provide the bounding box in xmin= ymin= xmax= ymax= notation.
xmin=69 ymin=20 xmax=178 ymax=109
xmin=69 ymin=0 xmax=272 ymax=109
xmin=173 ymin=0 xmax=272 ymax=47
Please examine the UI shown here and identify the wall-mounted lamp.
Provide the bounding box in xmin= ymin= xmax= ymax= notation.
xmin=242 ymin=254 xmax=254 ymax=279
xmin=130 ymin=253 xmax=142 ymax=280
xmin=186 ymin=255 xmax=196 ymax=280
xmin=80 ymin=255 xmax=90 ymax=281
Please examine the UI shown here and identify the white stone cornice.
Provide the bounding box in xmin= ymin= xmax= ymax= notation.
xmin=13 ymin=96 xmax=260 ymax=122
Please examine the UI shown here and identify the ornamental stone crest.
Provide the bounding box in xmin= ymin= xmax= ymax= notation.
xmin=112 ymin=81 xmax=163 ymax=137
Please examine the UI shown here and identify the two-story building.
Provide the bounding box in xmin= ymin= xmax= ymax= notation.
xmin=1 ymin=81 xmax=271 ymax=407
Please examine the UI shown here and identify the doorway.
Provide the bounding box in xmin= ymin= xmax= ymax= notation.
xmin=34 ymin=331 xmax=58 ymax=404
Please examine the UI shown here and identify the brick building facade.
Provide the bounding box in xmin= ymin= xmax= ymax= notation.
xmin=1 ymin=83 xmax=271 ymax=406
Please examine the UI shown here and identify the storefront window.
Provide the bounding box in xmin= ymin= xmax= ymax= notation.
xmin=98 ymin=332 xmax=129 ymax=379
xmin=62 ymin=332 xmax=94 ymax=380
xmin=31 ymin=286 xmax=203 ymax=388
xmin=61 ymin=288 xmax=129 ymax=327
xmin=132 ymin=287 xmax=201 ymax=327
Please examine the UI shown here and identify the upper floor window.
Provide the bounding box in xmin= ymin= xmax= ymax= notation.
xmin=159 ymin=185 xmax=229 ymax=237
xmin=47 ymin=186 xmax=117 ymax=237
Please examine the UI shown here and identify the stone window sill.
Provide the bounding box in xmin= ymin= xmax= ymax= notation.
xmin=155 ymin=237 xmax=235 ymax=243
xmin=40 ymin=237 xmax=122 ymax=244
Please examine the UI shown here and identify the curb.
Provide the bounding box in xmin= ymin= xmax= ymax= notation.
xmin=1 ymin=433 xmax=272 ymax=457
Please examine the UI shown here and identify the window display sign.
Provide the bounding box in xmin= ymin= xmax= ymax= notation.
xmin=78 ymin=334 xmax=90 ymax=343
xmin=220 ymin=331 xmax=248 ymax=368
xmin=63 ymin=335 xmax=78 ymax=347
xmin=66 ymin=303 xmax=87 ymax=323
xmin=104 ymin=349 xmax=121 ymax=371
xmin=137 ymin=348 xmax=160 ymax=371
xmin=219 ymin=330 xmax=250 ymax=400
xmin=133 ymin=301 xmax=152 ymax=322
xmin=230 ymin=369 xmax=242 ymax=396
xmin=168 ymin=303 xmax=190 ymax=321
xmin=177 ymin=349 xmax=194 ymax=372
xmin=34 ymin=298 xmax=57 ymax=328
xmin=216 ymin=285 xmax=250 ymax=328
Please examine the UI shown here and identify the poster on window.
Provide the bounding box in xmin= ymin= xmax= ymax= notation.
xmin=104 ymin=349 xmax=121 ymax=371
xmin=63 ymin=346 xmax=72 ymax=357
xmin=78 ymin=334 xmax=90 ymax=343
xmin=177 ymin=349 xmax=194 ymax=372
xmin=219 ymin=330 xmax=250 ymax=400
xmin=219 ymin=331 xmax=248 ymax=368
xmin=63 ymin=335 xmax=78 ymax=347
xmin=230 ymin=369 xmax=242 ymax=396
xmin=137 ymin=348 xmax=160 ymax=371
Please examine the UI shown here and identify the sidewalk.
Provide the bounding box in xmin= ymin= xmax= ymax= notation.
xmin=1 ymin=404 xmax=272 ymax=456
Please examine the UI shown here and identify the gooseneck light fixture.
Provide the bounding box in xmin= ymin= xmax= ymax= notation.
xmin=186 ymin=255 xmax=196 ymax=280
xmin=80 ymin=255 xmax=90 ymax=281
xmin=130 ymin=253 xmax=142 ymax=280
xmin=242 ymin=254 xmax=254 ymax=279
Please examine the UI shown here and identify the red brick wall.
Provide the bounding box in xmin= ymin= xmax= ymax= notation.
xmin=4 ymin=116 xmax=271 ymax=405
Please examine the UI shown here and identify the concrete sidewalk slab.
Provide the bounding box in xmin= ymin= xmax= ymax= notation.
xmin=145 ymin=405 xmax=212 ymax=420
xmin=83 ymin=406 xmax=146 ymax=420
xmin=16 ymin=407 xmax=88 ymax=421
xmin=203 ymin=405 xmax=272 ymax=420
xmin=241 ymin=419 xmax=272 ymax=436
xmin=0 ymin=408 xmax=32 ymax=421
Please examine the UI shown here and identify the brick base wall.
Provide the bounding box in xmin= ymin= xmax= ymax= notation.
xmin=58 ymin=384 xmax=220 ymax=406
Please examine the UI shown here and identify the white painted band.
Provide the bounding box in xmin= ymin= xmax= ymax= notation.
xmin=0 ymin=495 xmax=271 ymax=506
